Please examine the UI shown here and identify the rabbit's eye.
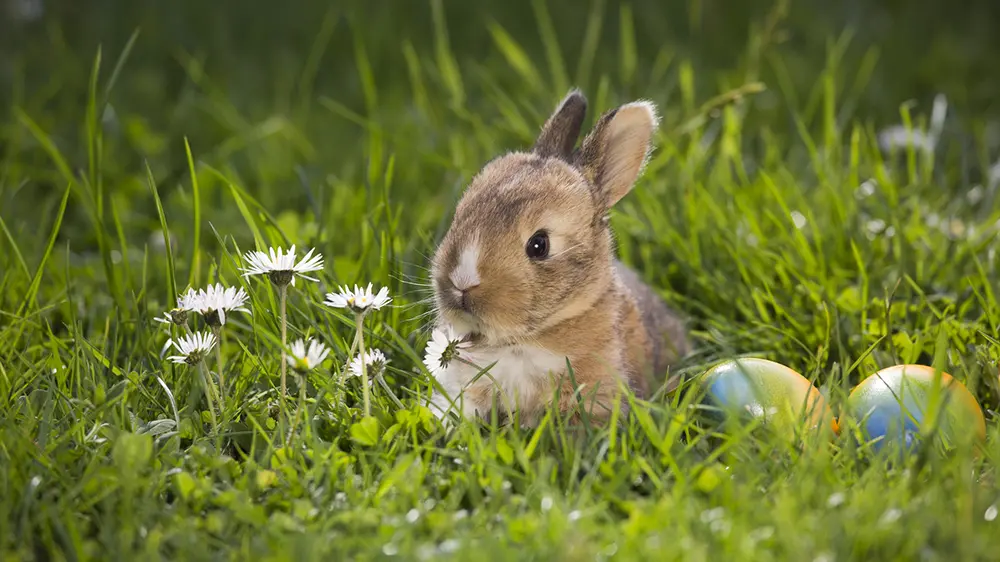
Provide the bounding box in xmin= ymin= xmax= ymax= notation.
xmin=526 ymin=230 xmax=550 ymax=260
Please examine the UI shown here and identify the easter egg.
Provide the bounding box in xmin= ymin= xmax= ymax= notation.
xmin=846 ymin=364 xmax=986 ymax=452
xmin=698 ymin=358 xmax=835 ymax=435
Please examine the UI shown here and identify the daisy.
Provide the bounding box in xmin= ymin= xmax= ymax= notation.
xmin=287 ymin=338 xmax=331 ymax=373
xmin=877 ymin=93 xmax=947 ymax=155
xmin=877 ymin=126 xmax=936 ymax=154
xmin=241 ymin=245 xmax=323 ymax=398
xmin=324 ymin=283 xmax=392 ymax=315
xmin=348 ymin=349 xmax=388 ymax=381
xmin=423 ymin=325 xmax=472 ymax=376
xmin=324 ymin=283 xmax=391 ymax=417
xmin=165 ymin=331 xmax=217 ymax=365
xmin=191 ymin=283 xmax=251 ymax=327
xmin=240 ymin=245 xmax=324 ymax=288
xmin=153 ymin=288 xmax=202 ymax=325
xmin=154 ymin=308 xmax=188 ymax=326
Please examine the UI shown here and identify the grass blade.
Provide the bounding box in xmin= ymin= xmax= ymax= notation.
xmin=531 ymin=0 xmax=569 ymax=94
xmin=16 ymin=184 xmax=71 ymax=317
xmin=146 ymin=162 xmax=178 ymax=304
xmin=0 ymin=213 xmax=30 ymax=278
xmin=184 ymin=138 xmax=202 ymax=286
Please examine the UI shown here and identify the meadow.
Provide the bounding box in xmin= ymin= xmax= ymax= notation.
xmin=2 ymin=0 xmax=1000 ymax=559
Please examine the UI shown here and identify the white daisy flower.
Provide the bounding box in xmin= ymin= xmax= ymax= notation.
xmin=177 ymin=287 xmax=203 ymax=308
xmin=348 ymin=349 xmax=389 ymax=381
xmin=240 ymin=245 xmax=324 ymax=287
xmin=877 ymin=126 xmax=936 ymax=154
xmin=287 ymin=338 xmax=330 ymax=372
xmin=154 ymin=309 xmax=187 ymax=325
xmin=190 ymin=283 xmax=251 ymax=326
xmin=153 ymin=288 xmax=203 ymax=325
xmin=324 ymin=283 xmax=392 ymax=314
xmin=423 ymin=325 xmax=472 ymax=375
xmin=878 ymin=93 xmax=947 ymax=155
xmin=165 ymin=332 xmax=217 ymax=365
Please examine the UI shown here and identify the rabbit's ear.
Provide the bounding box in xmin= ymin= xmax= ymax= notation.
xmin=532 ymin=89 xmax=588 ymax=160
xmin=577 ymin=101 xmax=658 ymax=209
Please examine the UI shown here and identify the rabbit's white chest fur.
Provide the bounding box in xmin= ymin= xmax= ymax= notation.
xmin=430 ymin=343 xmax=568 ymax=424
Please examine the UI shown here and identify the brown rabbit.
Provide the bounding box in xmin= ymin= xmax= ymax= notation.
xmin=427 ymin=89 xmax=690 ymax=427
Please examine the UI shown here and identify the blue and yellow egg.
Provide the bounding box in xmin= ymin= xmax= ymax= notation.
xmin=698 ymin=358 xmax=836 ymax=436
xmin=845 ymin=364 xmax=986 ymax=452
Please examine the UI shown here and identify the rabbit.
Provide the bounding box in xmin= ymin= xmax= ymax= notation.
xmin=427 ymin=89 xmax=691 ymax=427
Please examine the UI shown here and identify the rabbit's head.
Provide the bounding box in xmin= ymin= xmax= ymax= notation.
xmin=431 ymin=90 xmax=658 ymax=345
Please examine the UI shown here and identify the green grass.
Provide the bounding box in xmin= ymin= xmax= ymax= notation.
xmin=3 ymin=0 xmax=1000 ymax=560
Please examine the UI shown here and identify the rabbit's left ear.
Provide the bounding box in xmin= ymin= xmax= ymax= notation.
xmin=577 ymin=101 xmax=658 ymax=209
xmin=532 ymin=89 xmax=588 ymax=160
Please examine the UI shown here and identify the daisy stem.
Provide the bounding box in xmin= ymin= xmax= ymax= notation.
xmin=279 ymin=285 xmax=288 ymax=399
xmin=356 ymin=312 xmax=370 ymax=417
xmin=287 ymin=372 xmax=307 ymax=449
xmin=335 ymin=326 xmax=361 ymax=418
xmin=346 ymin=319 xmax=360 ymax=360
xmin=198 ymin=360 xmax=220 ymax=434
xmin=278 ymin=284 xmax=289 ymax=442
xmin=212 ymin=326 xmax=225 ymax=405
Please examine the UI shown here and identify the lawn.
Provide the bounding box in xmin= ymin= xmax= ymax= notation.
xmin=3 ymin=0 xmax=1000 ymax=560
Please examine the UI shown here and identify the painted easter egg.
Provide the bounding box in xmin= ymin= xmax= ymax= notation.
xmin=698 ymin=358 xmax=835 ymax=435
xmin=846 ymin=364 xmax=986 ymax=453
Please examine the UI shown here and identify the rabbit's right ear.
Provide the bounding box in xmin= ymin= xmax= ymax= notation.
xmin=576 ymin=101 xmax=658 ymax=210
xmin=532 ymin=89 xmax=588 ymax=160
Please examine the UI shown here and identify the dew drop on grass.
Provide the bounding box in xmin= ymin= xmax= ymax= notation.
xmin=865 ymin=219 xmax=886 ymax=240
xmin=790 ymin=211 xmax=807 ymax=229
xmin=855 ymin=180 xmax=877 ymax=199
xmin=382 ymin=544 xmax=398 ymax=556
xmin=985 ymin=504 xmax=998 ymax=522
xmin=710 ymin=519 xmax=732 ymax=536
xmin=416 ymin=544 xmax=435 ymax=560
xmin=990 ymin=161 xmax=1000 ymax=185
xmin=406 ymin=509 xmax=420 ymax=523
xmin=541 ymin=496 xmax=553 ymax=511
xmin=748 ymin=526 xmax=774 ymax=542
xmin=12 ymin=0 xmax=45 ymax=22
xmin=879 ymin=508 xmax=902 ymax=526
xmin=700 ymin=507 xmax=725 ymax=523
xmin=827 ymin=492 xmax=846 ymax=508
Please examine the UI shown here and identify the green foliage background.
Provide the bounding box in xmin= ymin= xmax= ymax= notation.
xmin=2 ymin=0 xmax=1000 ymax=560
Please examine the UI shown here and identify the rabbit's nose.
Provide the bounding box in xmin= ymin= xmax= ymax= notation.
xmin=450 ymin=280 xmax=480 ymax=312
xmin=458 ymin=288 xmax=475 ymax=311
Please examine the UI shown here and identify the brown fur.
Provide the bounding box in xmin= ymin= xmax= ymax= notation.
xmin=430 ymin=89 xmax=690 ymax=426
